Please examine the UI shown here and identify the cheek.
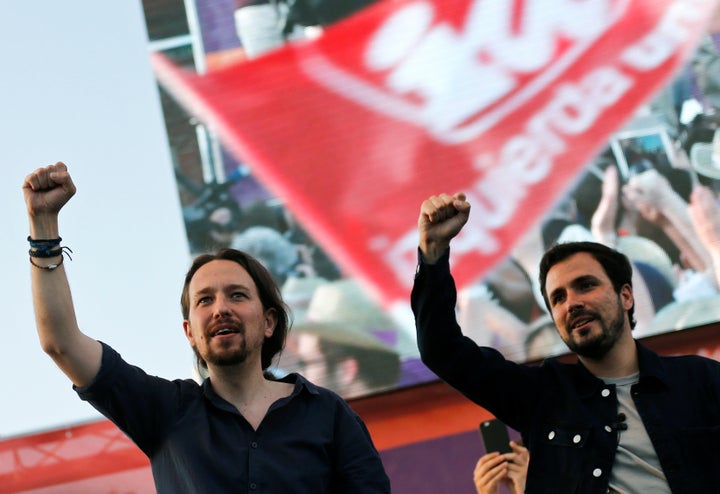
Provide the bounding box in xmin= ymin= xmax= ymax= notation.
xmin=187 ymin=312 xmax=211 ymax=339
xmin=550 ymin=307 xmax=563 ymax=325
xmin=550 ymin=310 xmax=571 ymax=337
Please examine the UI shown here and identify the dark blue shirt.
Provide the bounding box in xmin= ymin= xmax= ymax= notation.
xmin=412 ymin=250 xmax=720 ymax=493
xmin=76 ymin=343 xmax=390 ymax=494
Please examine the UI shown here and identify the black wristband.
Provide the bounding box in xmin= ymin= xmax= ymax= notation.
xmin=29 ymin=247 xmax=63 ymax=258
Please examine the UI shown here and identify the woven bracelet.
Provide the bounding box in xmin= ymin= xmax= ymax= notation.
xmin=28 ymin=246 xmax=73 ymax=260
xmin=29 ymin=247 xmax=63 ymax=258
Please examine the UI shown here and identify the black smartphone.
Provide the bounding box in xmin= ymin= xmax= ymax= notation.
xmin=479 ymin=419 xmax=512 ymax=454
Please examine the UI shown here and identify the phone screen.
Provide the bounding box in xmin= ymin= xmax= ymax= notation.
xmin=479 ymin=419 xmax=512 ymax=454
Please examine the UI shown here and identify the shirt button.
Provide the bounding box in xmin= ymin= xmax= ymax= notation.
xmin=593 ymin=468 xmax=602 ymax=477
xmin=250 ymin=482 xmax=257 ymax=490
xmin=605 ymin=425 xmax=612 ymax=433
xmin=601 ymin=388 xmax=610 ymax=397
xmin=573 ymin=434 xmax=581 ymax=444
xmin=548 ymin=431 xmax=556 ymax=440
xmin=251 ymin=442 xmax=258 ymax=449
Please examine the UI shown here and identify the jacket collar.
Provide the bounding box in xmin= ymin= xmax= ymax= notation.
xmin=569 ymin=340 xmax=667 ymax=398
xmin=635 ymin=341 xmax=668 ymax=386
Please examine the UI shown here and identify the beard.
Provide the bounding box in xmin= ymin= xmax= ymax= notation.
xmin=205 ymin=346 xmax=249 ymax=367
xmin=194 ymin=329 xmax=253 ymax=369
xmin=564 ymin=299 xmax=626 ymax=360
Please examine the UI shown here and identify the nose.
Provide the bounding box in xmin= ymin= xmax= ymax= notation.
xmin=212 ymin=296 xmax=232 ymax=318
xmin=566 ymin=292 xmax=585 ymax=314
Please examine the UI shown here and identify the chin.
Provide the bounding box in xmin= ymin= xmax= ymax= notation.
xmin=207 ymin=351 xmax=248 ymax=367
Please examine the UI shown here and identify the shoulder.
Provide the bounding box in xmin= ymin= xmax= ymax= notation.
xmin=638 ymin=340 xmax=717 ymax=369
xmin=284 ymin=373 xmax=360 ymax=414
xmin=288 ymin=373 xmax=344 ymax=401
xmin=79 ymin=342 xmax=202 ymax=400
xmin=644 ymin=345 xmax=720 ymax=388
xmin=658 ymin=352 xmax=720 ymax=371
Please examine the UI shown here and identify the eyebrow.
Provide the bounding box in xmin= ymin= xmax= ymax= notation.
xmin=572 ymin=274 xmax=600 ymax=287
xmin=192 ymin=284 xmax=251 ymax=299
xmin=224 ymin=283 xmax=251 ymax=292
xmin=548 ymin=275 xmax=599 ymax=302
xmin=548 ymin=286 xmax=565 ymax=303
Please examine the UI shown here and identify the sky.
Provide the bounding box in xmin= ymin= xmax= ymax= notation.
xmin=0 ymin=3 xmax=193 ymax=437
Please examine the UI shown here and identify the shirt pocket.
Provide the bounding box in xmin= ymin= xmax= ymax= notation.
xmin=526 ymin=422 xmax=593 ymax=492
xmin=542 ymin=422 xmax=591 ymax=448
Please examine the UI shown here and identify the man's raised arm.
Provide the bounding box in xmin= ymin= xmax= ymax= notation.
xmin=23 ymin=162 xmax=102 ymax=387
xmin=417 ymin=192 xmax=471 ymax=264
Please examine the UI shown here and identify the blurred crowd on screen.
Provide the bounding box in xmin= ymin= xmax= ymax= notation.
xmin=459 ymin=30 xmax=720 ymax=363
xmin=182 ymin=4 xmax=720 ymax=397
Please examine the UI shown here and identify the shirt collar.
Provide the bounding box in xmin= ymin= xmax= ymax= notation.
xmin=200 ymin=372 xmax=321 ymax=414
xmin=278 ymin=372 xmax=321 ymax=396
xmin=202 ymin=378 xmax=237 ymax=413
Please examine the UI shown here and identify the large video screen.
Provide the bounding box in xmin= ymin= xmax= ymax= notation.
xmin=143 ymin=0 xmax=720 ymax=399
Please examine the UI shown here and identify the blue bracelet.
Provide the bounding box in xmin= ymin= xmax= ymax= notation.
xmin=27 ymin=236 xmax=62 ymax=249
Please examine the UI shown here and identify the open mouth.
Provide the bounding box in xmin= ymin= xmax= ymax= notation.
xmin=214 ymin=328 xmax=238 ymax=337
xmin=570 ymin=315 xmax=594 ymax=332
xmin=211 ymin=322 xmax=242 ymax=338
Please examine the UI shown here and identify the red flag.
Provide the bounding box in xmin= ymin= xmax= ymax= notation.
xmin=152 ymin=0 xmax=715 ymax=309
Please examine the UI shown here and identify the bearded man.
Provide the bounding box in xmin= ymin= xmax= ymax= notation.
xmin=23 ymin=162 xmax=390 ymax=494
xmin=413 ymin=192 xmax=720 ymax=493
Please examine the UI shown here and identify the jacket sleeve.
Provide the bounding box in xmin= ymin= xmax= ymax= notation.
xmin=411 ymin=249 xmax=541 ymax=429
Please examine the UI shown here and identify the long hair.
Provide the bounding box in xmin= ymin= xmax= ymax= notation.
xmin=181 ymin=248 xmax=290 ymax=369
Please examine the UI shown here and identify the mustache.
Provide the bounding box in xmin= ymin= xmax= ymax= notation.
xmin=208 ymin=318 xmax=244 ymax=334
xmin=568 ymin=310 xmax=599 ymax=328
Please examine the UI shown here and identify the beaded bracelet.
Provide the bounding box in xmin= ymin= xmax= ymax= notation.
xmin=29 ymin=255 xmax=64 ymax=271
xmin=28 ymin=245 xmax=73 ymax=271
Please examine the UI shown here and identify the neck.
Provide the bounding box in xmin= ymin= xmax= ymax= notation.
xmin=579 ymin=329 xmax=639 ymax=378
xmin=208 ymin=360 xmax=269 ymax=405
xmin=207 ymin=360 xmax=293 ymax=430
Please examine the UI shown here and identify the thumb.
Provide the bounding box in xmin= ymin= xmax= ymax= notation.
xmin=48 ymin=167 xmax=77 ymax=194
xmin=452 ymin=193 xmax=471 ymax=218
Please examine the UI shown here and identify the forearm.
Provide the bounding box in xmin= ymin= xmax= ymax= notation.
xmin=29 ymin=214 xmax=101 ymax=386
xmin=659 ymin=221 xmax=708 ymax=272
xmin=590 ymin=200 xmax=618 ymax=247
xmin=688 ymin=185 xmax=720 ymax=289
xmin=707 ymin=251 xmax=720 ymax=289
xmin=656 ymin=196 xmax=712 ymax=271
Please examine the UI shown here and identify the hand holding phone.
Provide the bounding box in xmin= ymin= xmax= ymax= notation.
xmin=479 ymin=418 xmax=512 ymax=455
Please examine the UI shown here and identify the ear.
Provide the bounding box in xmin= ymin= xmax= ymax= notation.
xmin=183 ymin=320 xmax=196 ymax=347
xmin=263 ymin=308 xmax=278 ymax=338
xmin=620 ymin=284 xmax=634 ymax=311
